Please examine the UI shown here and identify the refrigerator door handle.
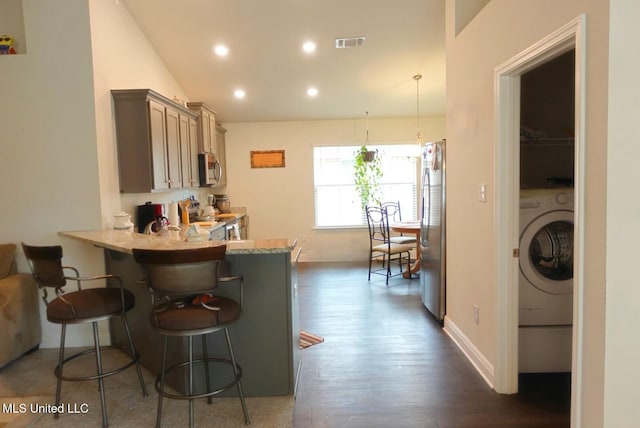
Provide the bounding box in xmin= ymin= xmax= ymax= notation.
xmin=421 ymin=159 xmax=431 ymax=246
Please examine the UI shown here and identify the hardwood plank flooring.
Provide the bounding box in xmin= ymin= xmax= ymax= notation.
xmin=293 ymin=262 xmax=570 ymax=428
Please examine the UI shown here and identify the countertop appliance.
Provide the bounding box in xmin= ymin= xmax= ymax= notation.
xmin=199 ymin=153 xmax=223 ymax=186
xmin=136 ymin=202 xmax=164 ymax=233
xmin=519 ymin=188 xmax=574 ymax=373
xmin=420 ymin=140 xmax=446 ymax=322
xmin=214 ymin=194 xmax=230 ymax=213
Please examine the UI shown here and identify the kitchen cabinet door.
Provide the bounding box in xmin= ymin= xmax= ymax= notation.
xmin=187 ymin=102 xmax=218 ymax=155
xmin=148 ymin=99 xmax=170 ymax=190
xmin=206 ymin=110 xmax=217 ymax=154
xmin=165 ymin=106 xmax=183 ymax=188
xmin=180 ymin=113 xmax=200 ymax=188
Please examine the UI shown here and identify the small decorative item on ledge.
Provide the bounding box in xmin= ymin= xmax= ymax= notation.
xmin=0 ymin=35 xmax=16 ymax=55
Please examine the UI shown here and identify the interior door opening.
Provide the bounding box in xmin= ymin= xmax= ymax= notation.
xmin=494 ymin=16 xmax=585 ymax=426
xmin=517 ymin=49 xmax=575 ymax=411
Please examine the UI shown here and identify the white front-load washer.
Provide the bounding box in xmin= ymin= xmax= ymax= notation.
xmin=518 ymin=188 xmax=574 ymax=373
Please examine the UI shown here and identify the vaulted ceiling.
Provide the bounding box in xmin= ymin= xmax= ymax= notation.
xmin=121 ymin=0 xmax=446 ymax=123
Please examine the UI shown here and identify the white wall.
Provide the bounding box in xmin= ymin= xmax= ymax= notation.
xmin=223 ymin=115 xmax=445 ymax=262
xmin=445 ymin=0 xmax=609 ymax=426
xmin=88 ymin=0 xmax=210 ymax=228
xmin=0 ymin=0 xmax=196 ymax=348
xmin=605 ymin=1 xmax=640 ymax=425
xmin=0 ymin=0 xmax=104 ymax=348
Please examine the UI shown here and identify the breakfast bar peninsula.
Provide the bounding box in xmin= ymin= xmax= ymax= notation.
xmin=59 ymin=230 xmax=301 ymax=397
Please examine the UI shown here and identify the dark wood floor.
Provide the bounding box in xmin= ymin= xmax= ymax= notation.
xmin=293 ymin=262 xmax=570 ymax=428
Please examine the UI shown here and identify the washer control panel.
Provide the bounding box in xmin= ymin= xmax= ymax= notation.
xmin=520 ymin=189 xmax=574 ymax=210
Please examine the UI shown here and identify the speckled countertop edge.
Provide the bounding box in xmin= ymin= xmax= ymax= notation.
xmin=59 ymin=230 xmax=297 ymax=255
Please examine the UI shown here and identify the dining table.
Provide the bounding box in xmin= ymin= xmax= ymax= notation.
xmin=390 ymin=221 xmax=421 ymax=278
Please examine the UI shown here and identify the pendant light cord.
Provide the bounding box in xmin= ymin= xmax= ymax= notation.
xmin=414 ymin=74 xmax=422 ymax=142
xmin=365 ymin=111 xmax=370 ymax=144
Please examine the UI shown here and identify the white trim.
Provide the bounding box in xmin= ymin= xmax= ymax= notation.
xmin=443 ymin=316 xmax=494 ymax=388
xmin=493 ymin=15 xmax=586 ymax=428
xmin=570 ymin=16 xmax=587 ymax=428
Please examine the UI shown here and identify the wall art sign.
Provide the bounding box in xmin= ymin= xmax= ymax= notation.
xmin=250 ymin=150 xmax=285 ymax=168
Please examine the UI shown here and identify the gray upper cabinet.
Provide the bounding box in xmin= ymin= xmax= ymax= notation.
xmin=112 ymin=89 xmax=199 ymax=193
xmin=188 ymin=102 xmax=229 ymax=188
xmin=187 ymin=102 xmax=217 ymax=155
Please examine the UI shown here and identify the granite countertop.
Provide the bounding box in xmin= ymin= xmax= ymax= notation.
xmin=59 ymin=230 xmax=296 ymax=255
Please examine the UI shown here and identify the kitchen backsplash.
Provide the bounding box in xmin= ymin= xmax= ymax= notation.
xmin=118 ymin=188 xmax=224 ymax=229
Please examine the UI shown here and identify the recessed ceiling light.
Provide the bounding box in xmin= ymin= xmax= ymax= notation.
xmin=214 ymin=44 xmax=229 ymax=57
xmin=307 ymin=87 xmax=318 ymax=97
xmin=302 ymin=41 xmax=316 ymax=53
xmin=234 ymin=89 xmax=246 ymax=99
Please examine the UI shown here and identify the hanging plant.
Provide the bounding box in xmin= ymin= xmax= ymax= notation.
xmin=354 ymin=145 xmax=383 ymax=208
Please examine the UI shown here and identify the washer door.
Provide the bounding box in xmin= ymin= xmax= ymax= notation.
xmin=520 ymin=209 xmax=574 ymax=294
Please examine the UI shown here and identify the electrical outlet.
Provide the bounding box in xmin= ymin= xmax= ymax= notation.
xmin=473 ymin=305 xmax=479 ymax=324
xmin=479 ymin=184 xmax=487 ymax=202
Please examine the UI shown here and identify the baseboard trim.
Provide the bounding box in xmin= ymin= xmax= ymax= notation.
xmin=443 ymin=316 xmax=495 ymax=389
xmin=40 ymin=328 xmax=112 ymax=349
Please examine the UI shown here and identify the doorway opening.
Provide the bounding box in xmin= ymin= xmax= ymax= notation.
xmin=517 ymin=49 xmax=575 ymax=411
xmin=494 ymin=15 xmax=586 ymax=426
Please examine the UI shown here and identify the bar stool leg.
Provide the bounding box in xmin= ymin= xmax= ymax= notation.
xmin=224 ymin=328 xmax=250 ymax=425
xmin=54 ymin=324 xmax=66 ymax=420
xmin=188 ymin=336 xmax=194 ymax=428
xmin=202 ymin=336 xmax=212 ymax=404
xmin=156 ymin=337 xmax=168 ymax=428
xmin=121 ymin=314 xmax=148 ymax=396
xmin=92 ymin=322 xmax=108 ymax=428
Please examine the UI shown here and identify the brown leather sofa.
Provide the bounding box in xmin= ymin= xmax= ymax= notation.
xmin=0 ymin=243 xmax=41 ymax=368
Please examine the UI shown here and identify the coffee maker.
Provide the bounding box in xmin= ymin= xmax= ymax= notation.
xmin=136 ymin=202 xmax=164 ymax=233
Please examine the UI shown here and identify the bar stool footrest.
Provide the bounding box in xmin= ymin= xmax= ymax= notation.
xmin=156 ymin=357 xmax=243 ymax=401
xmin=55 ymin=345 xmax=142 ymax=382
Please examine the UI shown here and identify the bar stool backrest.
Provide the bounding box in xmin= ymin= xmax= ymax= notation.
xmin=133 ymin=245 xmax=227 ymax=297
xmin=22 ymin=243 xmax=66 ymax=289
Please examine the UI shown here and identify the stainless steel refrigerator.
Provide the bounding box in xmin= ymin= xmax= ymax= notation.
xmin=420 ymin=140 xmax=446 ymax=322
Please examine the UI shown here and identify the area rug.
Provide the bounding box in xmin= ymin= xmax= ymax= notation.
xmin=299 ymin=330 xmax=324 ymax=349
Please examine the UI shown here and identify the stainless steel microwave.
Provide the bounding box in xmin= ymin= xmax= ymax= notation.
xmin=198 ymin=153 xmax=223 ymax=186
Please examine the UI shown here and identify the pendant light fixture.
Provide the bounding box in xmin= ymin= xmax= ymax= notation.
xmin=413 ymin=74 xmax=423 ymax=145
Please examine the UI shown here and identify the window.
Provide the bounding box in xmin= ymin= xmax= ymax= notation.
xmin=314 ymin=144 xmax=419 ymax=227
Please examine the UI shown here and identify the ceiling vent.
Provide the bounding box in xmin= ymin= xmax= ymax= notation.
xmin=335 ymin=36 xmax=366 ymax=49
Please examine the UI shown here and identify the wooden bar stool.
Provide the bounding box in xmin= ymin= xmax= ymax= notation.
xmin=133 ymin=245 xmax=249 ymax=428
xmin=21 ymin=243 xmax=148 ymax=428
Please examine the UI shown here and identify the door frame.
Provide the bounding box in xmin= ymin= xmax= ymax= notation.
xmin=493 ymin=15 xmax=586 ymax=427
